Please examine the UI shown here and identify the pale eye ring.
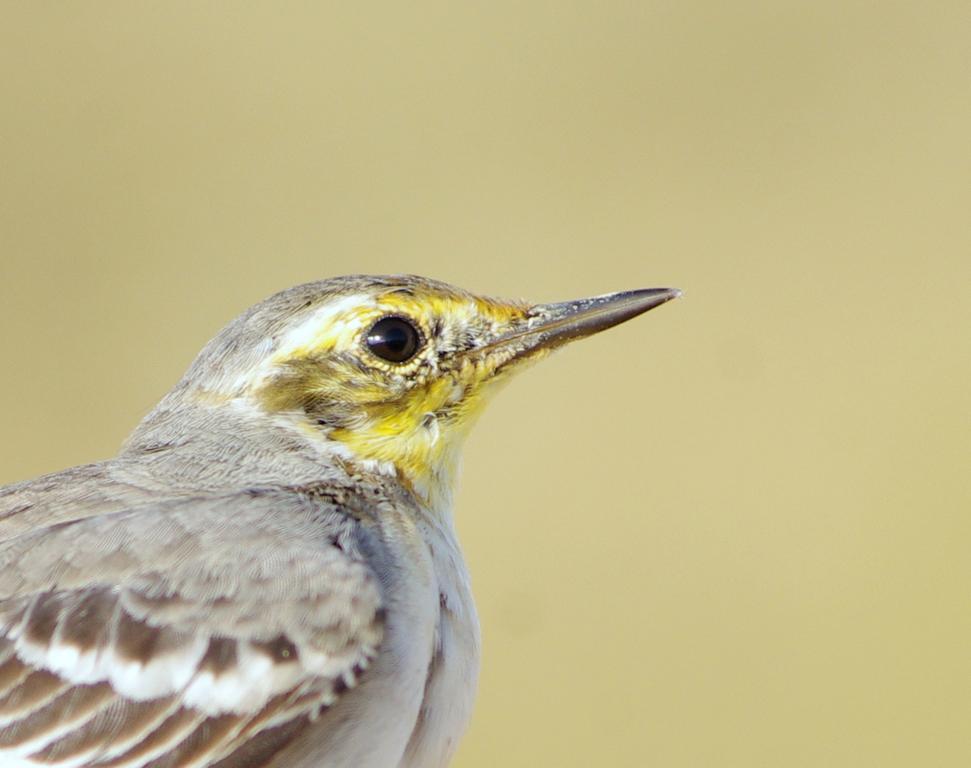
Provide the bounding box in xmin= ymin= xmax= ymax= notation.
xmin=365 ymin=316 xmax=422 ymax=363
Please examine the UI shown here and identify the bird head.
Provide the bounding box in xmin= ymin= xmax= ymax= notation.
xmin=173 ymin=275 xmax=679 ymax=508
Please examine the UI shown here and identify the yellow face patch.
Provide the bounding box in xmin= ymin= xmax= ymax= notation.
xmin=253 ymin=286 xmax=531 ymax=505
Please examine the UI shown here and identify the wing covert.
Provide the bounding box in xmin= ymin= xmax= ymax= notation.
xmin=0 ymin=490 xmax=385 ymax=767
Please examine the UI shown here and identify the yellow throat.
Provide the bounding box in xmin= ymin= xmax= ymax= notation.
xmin=229 ymin=276 xmax=679 ymax=508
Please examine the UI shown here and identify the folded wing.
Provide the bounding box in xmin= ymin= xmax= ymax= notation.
xmin=0 ymin=490 xmax=385 ymax=767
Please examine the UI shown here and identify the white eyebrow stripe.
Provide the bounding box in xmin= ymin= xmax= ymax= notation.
xmin=275 ymin=294 xmax=376 ymax=358
xmin=230 ymin=293 xmax=376 ymax=393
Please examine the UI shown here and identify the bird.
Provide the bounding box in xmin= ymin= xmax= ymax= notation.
xmin=0 ymin=274 xmax=679 ymax=768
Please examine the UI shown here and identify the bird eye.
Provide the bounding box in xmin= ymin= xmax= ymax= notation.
xmin=365 ymin=316 xmax=422 ymax=364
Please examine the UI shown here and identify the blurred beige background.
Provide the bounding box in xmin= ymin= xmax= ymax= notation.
xmin=1 ymin=3 xmax=968 ymax=766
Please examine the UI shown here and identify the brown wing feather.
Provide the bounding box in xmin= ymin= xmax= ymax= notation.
xmin=0 ymin=490 xmax=385 ymax=767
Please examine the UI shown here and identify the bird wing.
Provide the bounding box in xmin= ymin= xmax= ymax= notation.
xmin=0 ymin=489 xmax=385 ymax=768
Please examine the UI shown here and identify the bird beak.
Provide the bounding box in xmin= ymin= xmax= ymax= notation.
xmin=482 ymin=287 xmax=681 ymax=362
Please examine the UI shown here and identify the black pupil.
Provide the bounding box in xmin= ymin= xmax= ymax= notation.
xmin=366 ymin=317 xmax=420 ymax=363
